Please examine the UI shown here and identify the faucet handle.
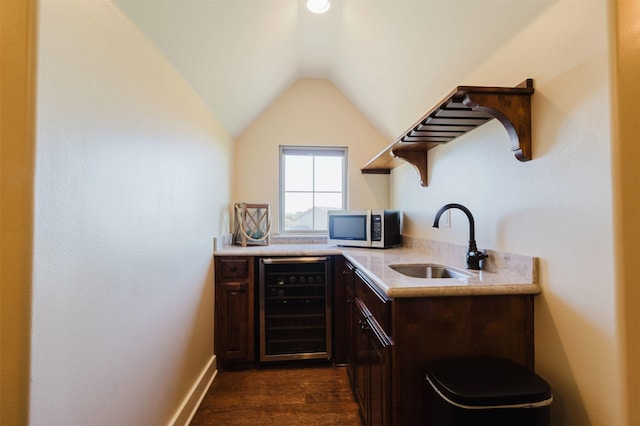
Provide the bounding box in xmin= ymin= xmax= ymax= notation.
xmin=466 ymin=249 xmax=488 ymax=270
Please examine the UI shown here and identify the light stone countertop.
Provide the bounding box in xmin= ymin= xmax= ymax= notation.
xmin=340 ymin=247 xmax=540 ymax=298
xmin=214 ymin=238 xmax=540 ymax=298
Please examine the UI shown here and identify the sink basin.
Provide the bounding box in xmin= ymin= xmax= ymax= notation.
xmin=389 ymin=263 xmax=472 ymax=279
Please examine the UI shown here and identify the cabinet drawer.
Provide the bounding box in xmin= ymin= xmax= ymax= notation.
xmin=355 ymin=270 xmax=391 ymax=335
xmin=219 ymin=257 xmax=250 ymax=279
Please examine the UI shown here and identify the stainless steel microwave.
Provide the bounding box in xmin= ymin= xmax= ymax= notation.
xmin=327 ymin=209 xmax=402 ymax=248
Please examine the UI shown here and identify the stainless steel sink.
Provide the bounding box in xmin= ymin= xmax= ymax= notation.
xmin=388 ymin=263 xmax=472 ymax=279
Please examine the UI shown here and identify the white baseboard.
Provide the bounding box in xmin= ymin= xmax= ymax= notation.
xmin=168 ymin=355 xmax=217 ymax=426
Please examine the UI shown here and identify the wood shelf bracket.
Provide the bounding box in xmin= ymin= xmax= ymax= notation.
xmin=390 ymin=148 xmax=428 ymax=187
xmin=460 ymin=79 xmax=533 ymax=162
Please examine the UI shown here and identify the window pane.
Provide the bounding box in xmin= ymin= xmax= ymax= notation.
xmin=314 ymin=193 xmax=342 ymax=209
xmin=314 ymin=209 xmax=328 ymax=230
xmin=314 ymin=193 xmax=343 ymax=230
xmin=284 ymin=155 xmax=313 ymax=191
xmin=314 ymin=156 xmax=343 ymax=192
xmin=284 ymin=192 xmax=313 ymax=231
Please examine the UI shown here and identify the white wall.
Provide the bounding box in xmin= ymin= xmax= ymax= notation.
xmin=234 ymin=79 xmax=390 ymax=234
xmin=390 ymin=1 xmax=620 ymax=424
xmin=31 ymin=1 xmax=233 ymax=424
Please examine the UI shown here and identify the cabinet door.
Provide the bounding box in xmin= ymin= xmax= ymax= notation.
xmin=215 ymin=257 xmax=254 ymax=364
xmin=354 ymin=299 xmax=369 ymax=419
xmin=353 ymin=297 xmax=392 ymax=426
xmin=345 ymin=276 xmax=356 ymax=384
xmin=336 ymin=257 xmax=356 ymax=374
xmin=367 ymin=316 xmax=392 ymax=426
xmin=217 ymin=281 xmax=253 ymax=360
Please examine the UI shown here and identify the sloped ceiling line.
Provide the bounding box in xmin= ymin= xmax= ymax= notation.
xmin=114 ymin=0 xmax=553 ymax=139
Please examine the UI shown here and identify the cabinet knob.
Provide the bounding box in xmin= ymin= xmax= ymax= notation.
xmin=230 ymin=266 xmax=237 ymax=272
xmin=359 ymin=319 xmax=369 ymax=331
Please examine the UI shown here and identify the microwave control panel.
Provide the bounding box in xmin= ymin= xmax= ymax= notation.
xmin=371 ymin=215 xmax=382 ymax=241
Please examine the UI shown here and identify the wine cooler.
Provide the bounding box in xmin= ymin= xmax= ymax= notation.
xmin=259 ymin=257 xmax=332 ymax=362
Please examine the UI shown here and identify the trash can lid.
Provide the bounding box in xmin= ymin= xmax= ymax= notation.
xmin=426 ymin=356 xmax=552 ymax=409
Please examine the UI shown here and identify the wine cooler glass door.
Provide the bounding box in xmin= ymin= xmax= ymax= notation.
xmin=259 ymin=257 xmax=332 ymax=362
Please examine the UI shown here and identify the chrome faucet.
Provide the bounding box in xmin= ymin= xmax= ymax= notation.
xmin=433 ymin=203 xmax=488 ymax=270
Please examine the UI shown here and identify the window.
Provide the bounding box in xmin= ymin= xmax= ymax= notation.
xmin=280 ymin=146 xmax=347 ymax=233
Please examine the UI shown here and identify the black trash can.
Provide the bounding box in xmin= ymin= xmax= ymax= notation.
xmin=425 ymin=356 xmax=553 ymax=426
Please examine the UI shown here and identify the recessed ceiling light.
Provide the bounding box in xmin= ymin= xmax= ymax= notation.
xmin=306 ymin=0 xmax=330 ymax=14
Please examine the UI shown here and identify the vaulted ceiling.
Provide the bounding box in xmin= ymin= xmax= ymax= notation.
xmin=114 ymin=0 xmax=551 ymax=140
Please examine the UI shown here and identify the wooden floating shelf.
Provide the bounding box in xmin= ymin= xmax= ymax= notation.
xmin=361 ymin=79 xmax=534 ymax=186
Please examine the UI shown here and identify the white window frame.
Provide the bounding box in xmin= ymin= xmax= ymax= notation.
xmin=279 ymin=145 xmax=348 ymax=234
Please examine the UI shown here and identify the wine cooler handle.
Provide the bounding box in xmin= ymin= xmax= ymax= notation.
xmin=262 ymin=257 xmax=328 ymax=264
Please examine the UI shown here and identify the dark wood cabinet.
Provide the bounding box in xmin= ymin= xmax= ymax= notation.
xmin=333 ymin=256 xmax=354 ymax=366
xmin=354 ymin=300 xmax=367 ymax=417
xmin=214 ymin=254 xmax=535 ymax=425
xmin=215 ymin=256 xmax=255 ymax=369
xmin=354 ymin=297 xmax=392 ymax=426
xmin=340 ymin=255 xmax=534 ymax=426
xmin=348 ymin=268 xmax=392 ymax=426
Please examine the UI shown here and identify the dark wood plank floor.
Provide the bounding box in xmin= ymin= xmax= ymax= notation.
xmin=190 ymin=364 xmax=362 ymax=426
